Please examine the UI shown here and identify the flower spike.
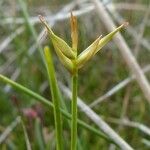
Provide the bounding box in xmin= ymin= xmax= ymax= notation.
xmin=39 ymin=13 xmax=128 ymax=72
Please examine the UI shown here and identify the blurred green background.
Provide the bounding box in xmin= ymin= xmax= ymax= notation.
xmin=0 ymin=0 xmax=150 ymax=149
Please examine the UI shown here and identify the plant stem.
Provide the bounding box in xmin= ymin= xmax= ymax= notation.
xmin=71 ymin=73 xmax=78 ymax=150
xmin=44 ymin=48 xmax=63 ymax=150
xmin=0 ymin=74 xmax=113 ymax=143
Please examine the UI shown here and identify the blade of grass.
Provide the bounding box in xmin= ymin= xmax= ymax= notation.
xmin=0 ymin=74 xmax=113 ymax=143
xmin=0 ymin=116 xmax=21 ymax=144
xmin=34 ymin=118 xmax=45 ymax=150
xmin=44 ymin=47 xmax=63 ymax=150
xmin=21 ymin=119 xmax=32 ymax=150
xmin=44 ymin=46 xmax=83 ymax=149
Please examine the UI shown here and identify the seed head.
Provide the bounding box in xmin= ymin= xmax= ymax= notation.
xmin=39 ymin=13 xmax=128 ymax=73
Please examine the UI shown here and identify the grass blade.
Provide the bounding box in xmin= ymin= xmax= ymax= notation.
xmin=44 ymin=46 xmax=63 ymax=150
xmin=34 ymin=118 xmax=45 ymax=150
xmin=0 ymin=74 xmax=113 ymax=143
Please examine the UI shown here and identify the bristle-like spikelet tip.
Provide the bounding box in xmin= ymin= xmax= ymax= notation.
xmin=38 ymin=15 xmax=45 ymax=23
xmin=123 ymin=22 xmax=129 ymax=27
xmin=99 ymin=35 xmax=103 ymax=39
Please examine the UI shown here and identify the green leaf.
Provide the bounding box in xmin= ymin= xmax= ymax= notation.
xmin=34 ymin=118 xmax=45 ymax=150
xmin=44 ymin=46 xmax=63 ymax=150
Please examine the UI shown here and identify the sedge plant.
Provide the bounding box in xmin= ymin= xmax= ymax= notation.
xmin=39 ymin=13 xmax=128 ymax=150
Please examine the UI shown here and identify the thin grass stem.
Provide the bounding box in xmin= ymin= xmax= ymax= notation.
xmin=71 ymin=73 xmax=78 ymax=150
xmin=0 ymin=74 xmax=114 ymax=143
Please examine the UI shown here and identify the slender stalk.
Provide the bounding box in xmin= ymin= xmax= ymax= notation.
xmin=71 ymin=73 xmax=78 ymax=150
xmin=21 ymin=119 xmax=32 ymax=150
xmin=0 ymin=74 xmax=113 ymax=143
xmin=44 ymin=47 xmax=63 ymax=150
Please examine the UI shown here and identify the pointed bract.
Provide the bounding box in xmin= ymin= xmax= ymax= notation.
xmin=39 ymin=15 xmax=76 ymax=59
xmin=70 ymin=12 xmax=78 ymax=54
xmin=50 ymin=44 xmax=74 ymax=73
xmin=39 ymin=15 xmax=54 ymax=35
xmin=51 ymin=34 xmax=76 ymax=59
xmin=95 ymin=22 xmax=128 ymax=55
xmin=77 ymin=36 xmax=102 ymax=68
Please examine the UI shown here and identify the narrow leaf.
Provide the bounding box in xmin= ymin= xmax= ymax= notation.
xmin=0 ymin=74 xmax=114 ymax=143
xmin=44 ymin=46 xmax=63 ymax=150
xmin=21 ymin=119 xmax=32 ymax=150
xmin=34 ymin=118 xmax=45 ymax=150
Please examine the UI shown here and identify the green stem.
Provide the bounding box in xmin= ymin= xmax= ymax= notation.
xmin=0 ymin=74 xmax=114 ymax=143
xmin=71 ymin=73 xmax=78 ymax=150
xmin=44 ymin=48 xmax=63 ymax=150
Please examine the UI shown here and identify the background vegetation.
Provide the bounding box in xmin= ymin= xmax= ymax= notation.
xmin=0 ymin=0 xmax=150 ymax=149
